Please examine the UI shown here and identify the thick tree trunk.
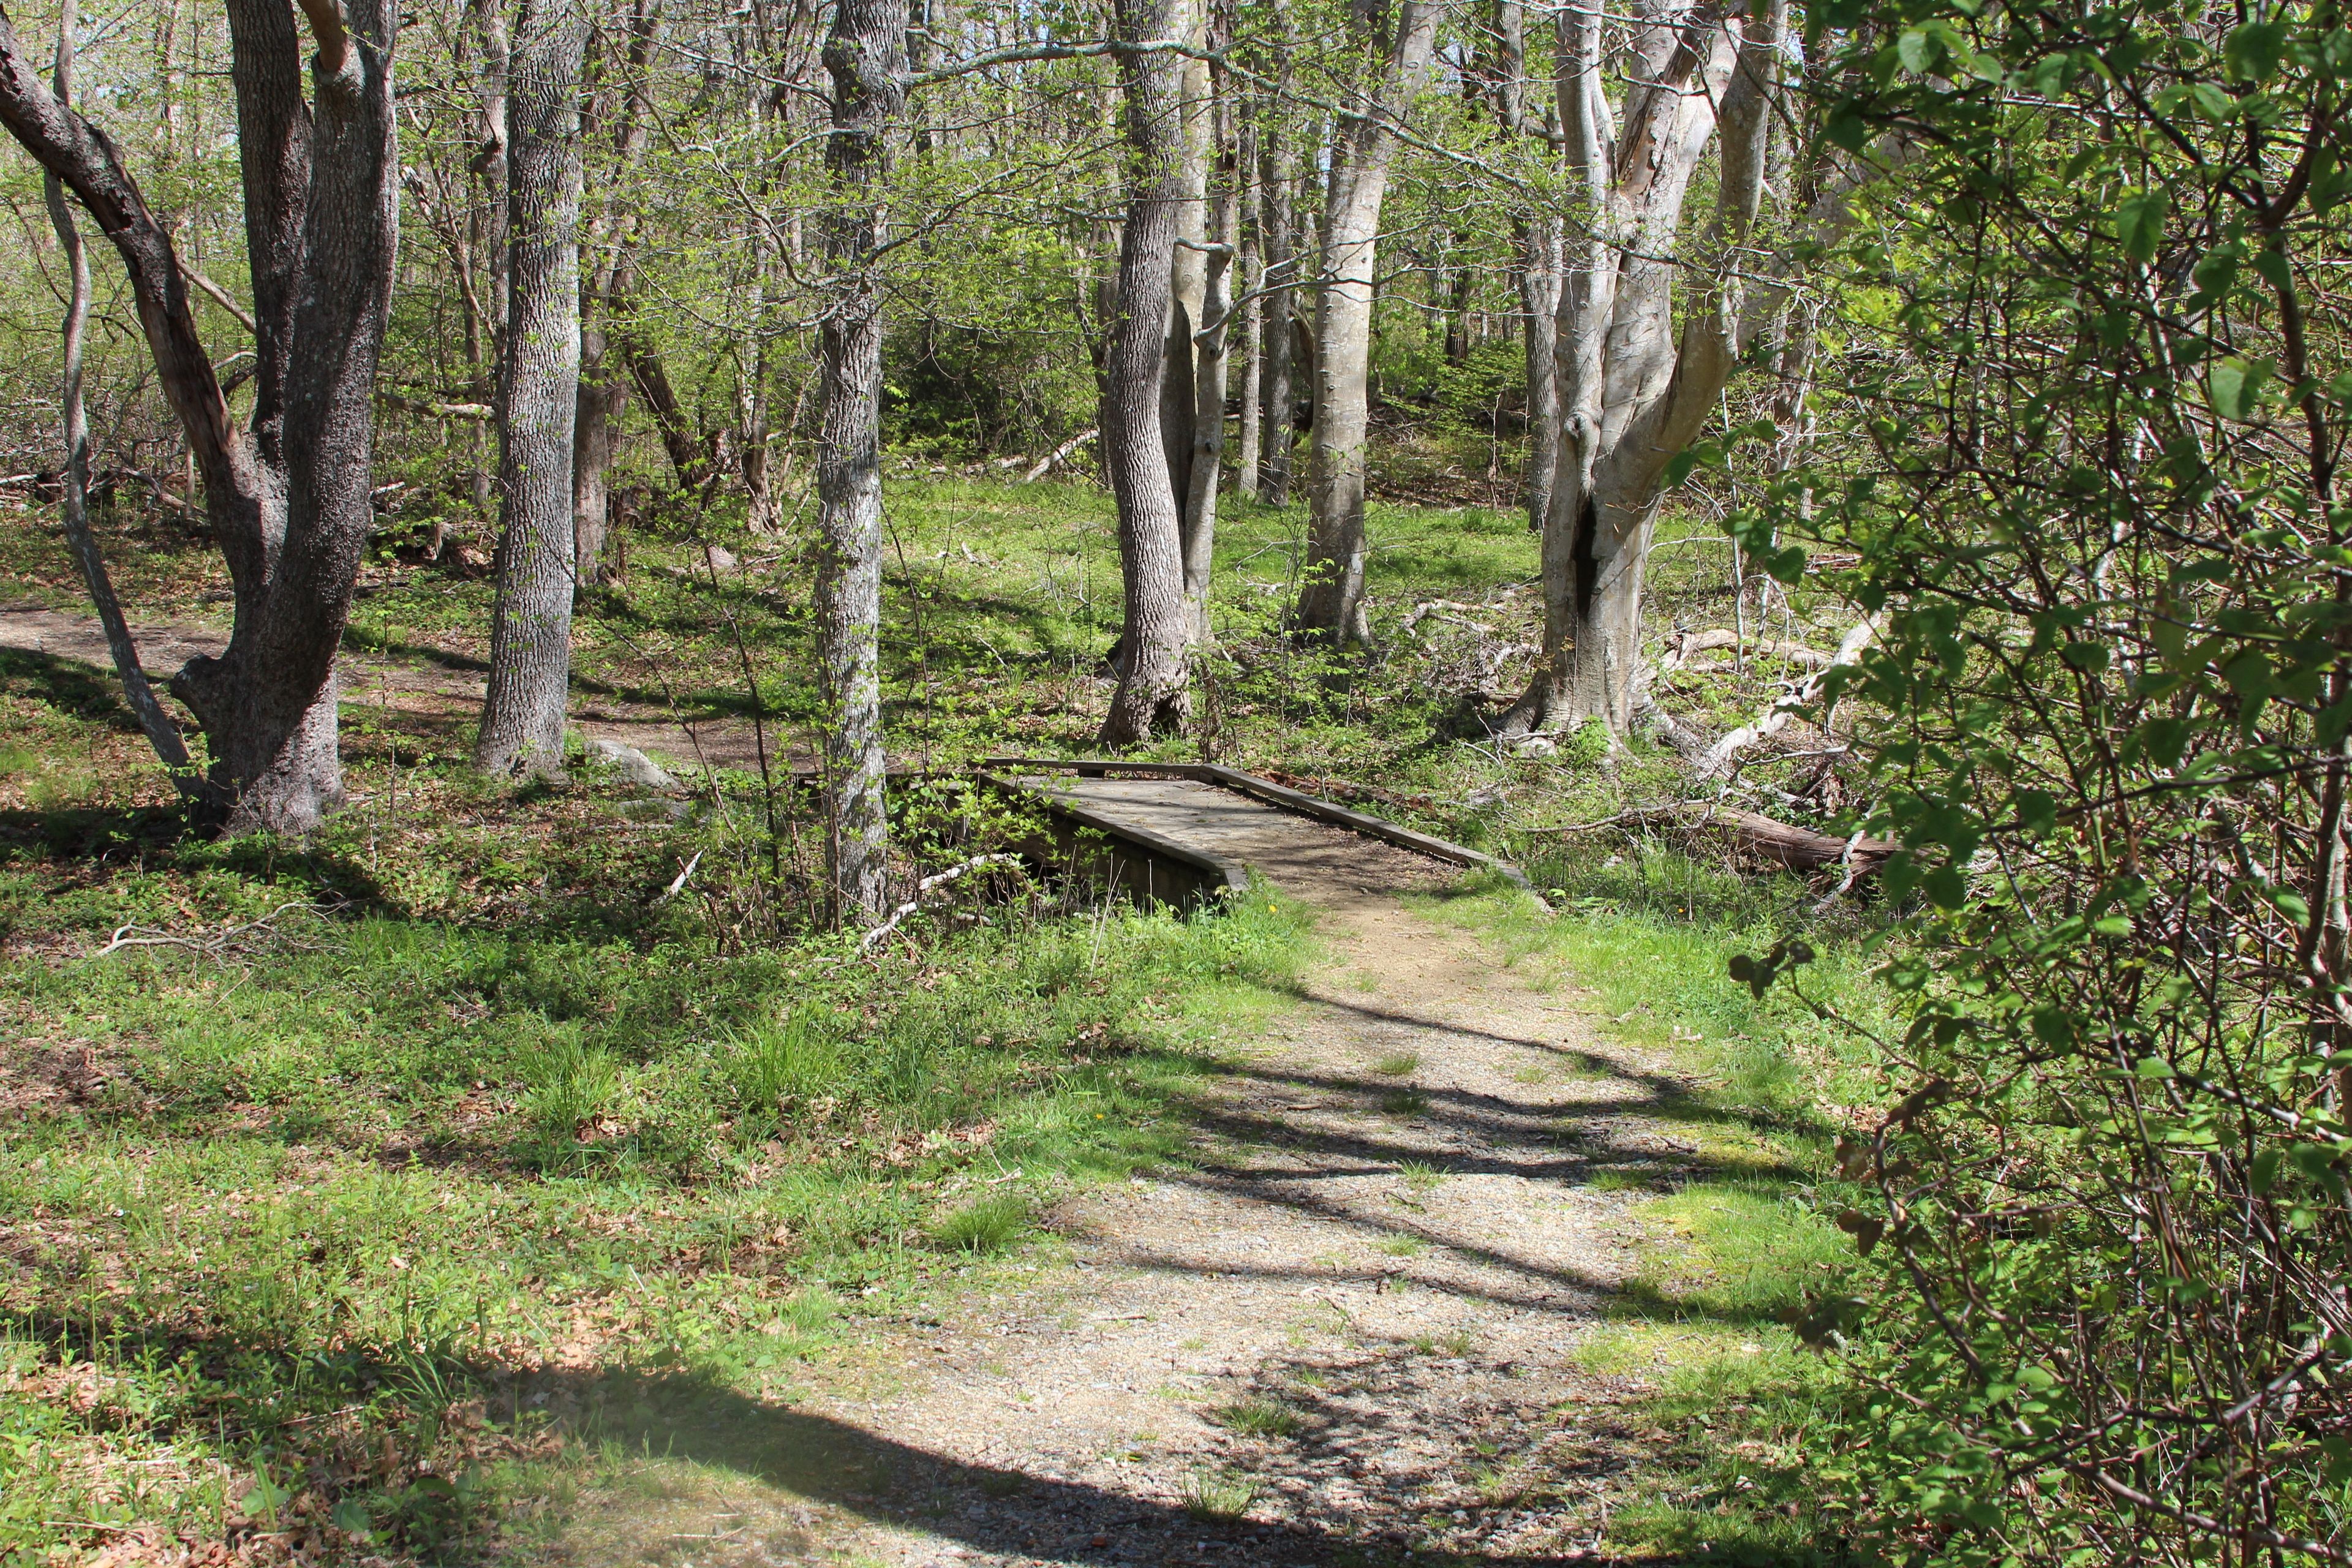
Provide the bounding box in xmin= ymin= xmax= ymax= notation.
xmin=2 ymin=0 xmax=400 ymax=834
xmin=814 ymin=0 xmax=906 ymax=921
xmin=1097 ymin=0 xmax=1191 ymax=745
xmin=1255 ymin=120 xmax=1296 ymax=505
xmin=1295 ymin=0 xmax=1438 ymax=644
xmin=42 ymin=26 xmax=195 ymax=795
xmin=476 ymin=0 xmax=586 ymax=777
xmin=1507 ymin=0 xmax=1782 ymax=739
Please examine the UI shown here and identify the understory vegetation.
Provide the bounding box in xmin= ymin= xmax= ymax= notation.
xmin=0 ymin=469 xmax=1882 ymax=1564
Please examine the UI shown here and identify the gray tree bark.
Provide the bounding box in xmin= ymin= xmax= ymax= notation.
xmin=0 ymin=0 xmax=400 ymax=834
xmin=1098 ymin=0 xmax=1191 ymax=745
xmin=1493 ymin=0 xmax=1558 ymax=536
xmin=42 ymin=20 xmax=195 ymax=793
xmin=1254 ymin=94 xmax=1297 ymax=503
xmin=476 ymin=0 xmax=587 ymax=777
xmin=1295 ymin=0 xmax=1439 ymax=643
xmin=815 ymin=0 xmax=907 ymax=918
xmin=573 ymin=0 xmax=659 ymax=586
xmin=1234 ymin=115 xmax=1263 ymax=498
xmin=1506 ymin=0 xmax=1783 ymax=737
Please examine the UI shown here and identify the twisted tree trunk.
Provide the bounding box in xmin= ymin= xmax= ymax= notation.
xmin=1098 ymin=0 xmax=1191 ymax=745
xmin=813 ymin=0 xmax=907 ymax=918
xmin=1506 ymin=0 xmax=1784 ymax=737
xmin=1295 ymin=0 xmax=1439 ymax=644
xmin=477 ymin=0 xmax=588 ymax=777
xmin=0 ymin=0 xmax=400 ymax=833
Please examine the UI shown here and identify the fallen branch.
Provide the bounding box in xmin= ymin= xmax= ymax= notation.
xmin=1696 ymin=617 xmax=1880 ymax=780
xmin=649 ymin=849 xmax=703 ymax=905
xmin=1549 ymin=803 xmax=1896 ymax=876
xmin=97 ymin=900 xmax=328 ymax=960
xmin=1023 ymin=427 xmax=1097 ymax=483
xmin=381 ymin=391 xmax=495 ymax=422
xmin=858 ymin=853 xmax=1027 ymax=954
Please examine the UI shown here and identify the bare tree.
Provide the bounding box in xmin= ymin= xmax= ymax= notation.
xmin=1492 ymin=0 xmax=1558 ymax=535
xmin=1502 ymin=0 xmax=1784 ymax=736
xmin=1098 ymin=0 xmax=1193 ymax=744
xmin=40 ymin=17 xmax=195 ymax=794
xmin=1294 ymin=0 xmax=1439 ymax=644
xmin=573 ymin=0 xmax=661 ymax=586
xmin=812 ymin=0 xmax=907 ymax=916
xmin=0 ymin=0 xmax=399 ymax=833
xmin=477 ymin=0 xmax=588 ymax=777
xmin=1253 ymin=69 xmax=1299 ymax=504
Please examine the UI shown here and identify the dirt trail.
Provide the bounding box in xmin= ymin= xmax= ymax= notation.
xmin=558 ymin=784 xmax=1719 ymax=1568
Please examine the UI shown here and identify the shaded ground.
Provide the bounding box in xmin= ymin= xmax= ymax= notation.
xmin=0 ymin=603 xmax=781 ymax=771
xmin=543 ymin=785 xmax=1750 ymax=1567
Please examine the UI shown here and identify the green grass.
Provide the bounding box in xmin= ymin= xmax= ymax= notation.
xmin=1210 ymin=1395 xmax=1302 ymax=1438
xmin=0 ymin=465 xmax=1885 ymax=1566
xmin=0 ymin=627 xmax=1320 ymax=1562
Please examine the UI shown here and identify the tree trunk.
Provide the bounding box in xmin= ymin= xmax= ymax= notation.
xmin=1295 ymin=0 xmax=1438 ymax=644
xmin=2 ymin=0 xmax=401 ymax=834
xmin=1507 ymin=0 xmax=1783 ymax=737
xmin=814 ymin=0 xmax=906 ymax=920
xmin=573 ymin=0 xmax=659 ymax=587
xmin=467 ymin=0 xmax=509 ymax=524
xmin=573 ymin=323 xmax=625 ymax=584
xmin=1517 ymin=216 xmax=1559 ymax=533
xmin=42 ymin=23 xmax=196 ymax=794
xmin=475 ymin=0 xmax=586 ymax=777
xmin=1182 ymin=243 xmax=1231 ymax=640
xmin=1235 ymin=116 xmax=1263 ymax=499
xmin=1097 ymin=0 xmax=1191 ymax=745
xmin=1255 ymin=115 xmax=1296 ymax=504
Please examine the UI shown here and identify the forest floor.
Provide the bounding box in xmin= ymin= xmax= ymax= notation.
xmin=543 ymin=818 xmax=1804 ymax=1568
xmin=0 ymin=477 xmax=1872 ymax=1567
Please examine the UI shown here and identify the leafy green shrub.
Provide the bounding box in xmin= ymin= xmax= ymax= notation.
xmin=1746 ymin=1 xmax=2352 ymax=1558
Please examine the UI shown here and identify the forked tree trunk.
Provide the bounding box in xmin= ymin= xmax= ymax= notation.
xmin=1098 ymin=0 xmax=1191 ymax=745
xmin=0 ymin=0 xmax=400 ymax=834
xmin=1506 ymin=0 xmax=1782 ymax=737
xmin=1295 ymin=0 xmax=1438 ymax=644
xmin=814 ymin=0 xmax=906 ymax=919
xmin=476 ymin=0 xmax=587 ymax=777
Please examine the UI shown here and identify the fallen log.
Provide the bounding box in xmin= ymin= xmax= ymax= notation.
xmin=1555 ymin=802 xmax=1897 ymax=877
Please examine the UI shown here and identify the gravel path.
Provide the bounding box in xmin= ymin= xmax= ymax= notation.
xmin=554 ymin=786 xmax=1713 ymax=1568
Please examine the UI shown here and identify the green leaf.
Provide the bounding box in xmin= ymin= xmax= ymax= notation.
xmin=2225 ymin=18 xmax=2289 ymax=81
xmin=2210 ymin=356 xmax=2272 ymax=420
xmin=2113 ymin=189 xmax=2168 ymax=264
